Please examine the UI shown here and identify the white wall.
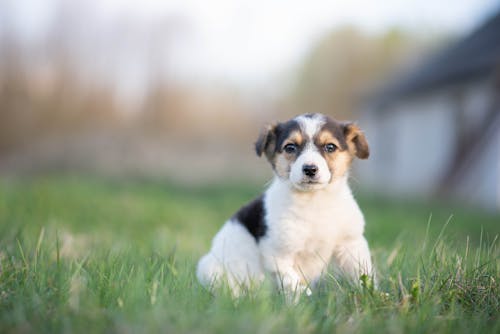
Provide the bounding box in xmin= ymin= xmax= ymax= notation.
xmin=358 ymin=93 xmax=457 ymax=195
xmin=357 ymin=77 xmax=499 ymax=210
xmin=454 ymin=113 xmax=500 ymax=210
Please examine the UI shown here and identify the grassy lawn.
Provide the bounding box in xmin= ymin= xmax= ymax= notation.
xmin=0 ymin=175 xmax=498 ymax=333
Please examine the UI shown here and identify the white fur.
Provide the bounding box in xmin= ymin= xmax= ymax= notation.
xmin=196 ymin=114 xmax=374 ymax=298
xmin=260 ymin=177 xmax=372 ymax=289
xmin=197 ymin=222 xmax=265 ymax=295
xmin=197 ymin=176 xmax=373 ymax=296
xmin=295 ymin=114 xmax=323 ymax=139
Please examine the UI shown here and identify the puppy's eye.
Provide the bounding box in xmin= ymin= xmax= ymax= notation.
xmin=324 ymin=143 xmax=337 ymax=153
xmin=283 ymin=143 xmax=297 ymax=154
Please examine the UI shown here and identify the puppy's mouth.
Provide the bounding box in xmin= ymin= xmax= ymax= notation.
xmin=292 ymin=179 xmax=327 ymax=191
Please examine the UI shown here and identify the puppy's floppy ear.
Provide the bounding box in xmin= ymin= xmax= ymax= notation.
xmin=343 ymin=123 xmax=369 ymax=159
xmin=255 ymin=123 xmax=277 ymax=160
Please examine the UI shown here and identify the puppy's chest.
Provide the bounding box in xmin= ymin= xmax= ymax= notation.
xmin=264 ymin=187 xmax=363 ymax=249
xmin=293 ymin=207 xmax=339 ymax=244
xmin=273 ymin=200 xmax=348 ymax=248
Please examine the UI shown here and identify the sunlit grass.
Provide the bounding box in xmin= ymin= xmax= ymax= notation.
xmin=0 ymin=176 xmax=498 ymax=333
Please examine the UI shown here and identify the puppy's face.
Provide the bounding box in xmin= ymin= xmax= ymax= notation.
xmin=255 ymin=114 xmax=369 ymax=191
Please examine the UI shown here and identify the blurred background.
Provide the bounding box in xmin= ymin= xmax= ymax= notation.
xmin=1 ymin=0 xmax=500 ymax=210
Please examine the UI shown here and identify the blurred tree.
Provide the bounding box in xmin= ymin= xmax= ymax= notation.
xmin=287 ymin=26 xmax=444 ymax=119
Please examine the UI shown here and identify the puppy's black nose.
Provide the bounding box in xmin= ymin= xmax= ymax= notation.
xmin=302 ymin=164 xmax=318 ymax=177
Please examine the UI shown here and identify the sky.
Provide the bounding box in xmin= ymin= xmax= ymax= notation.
xmin=94 ymin=0 xmax=500 ymax=84
xmin=5 ymin=0 xmax=500 ymax=89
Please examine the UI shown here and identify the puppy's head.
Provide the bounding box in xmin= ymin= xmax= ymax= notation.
xmin=255 ymin=113 xmax=369 ymax=191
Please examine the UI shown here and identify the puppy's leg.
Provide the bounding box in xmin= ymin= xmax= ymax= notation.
xmin=197 ymin=222 xmax=264 ymax=297
xmin=261 ymin=255 xmax=311 ymax=302
xmin=332 ymin=237 xmax=374 ymax=282
xmin=196 ymin=253 xmax=229 ymax=290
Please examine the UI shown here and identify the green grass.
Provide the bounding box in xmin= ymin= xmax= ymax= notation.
xmin=0 ymin=175 xmax=498 ymax=333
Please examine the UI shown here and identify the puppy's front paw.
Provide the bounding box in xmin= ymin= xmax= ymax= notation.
xmin=282 ymin=284 xmax=311 ymax=304
xmin=280 ymin=272 xmax=301 ymax=290
xmin=279 ymin=273 xmax=312 ymax=304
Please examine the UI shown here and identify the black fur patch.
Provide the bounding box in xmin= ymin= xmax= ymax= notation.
xmin=232 ymin=195 xmax=267 ymax=242
xmin=318 ymin=118 xmax=349 ymax=151
xmin=274 ymin=120 xmax=301 ymax=153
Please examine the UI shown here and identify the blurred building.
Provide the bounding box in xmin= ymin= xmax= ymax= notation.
xmin=358 ymin=11 xmax=500 ymax=210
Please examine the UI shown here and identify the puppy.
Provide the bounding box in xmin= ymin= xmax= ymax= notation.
xmin=197 ymin=113 xmax=373 ymax=297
